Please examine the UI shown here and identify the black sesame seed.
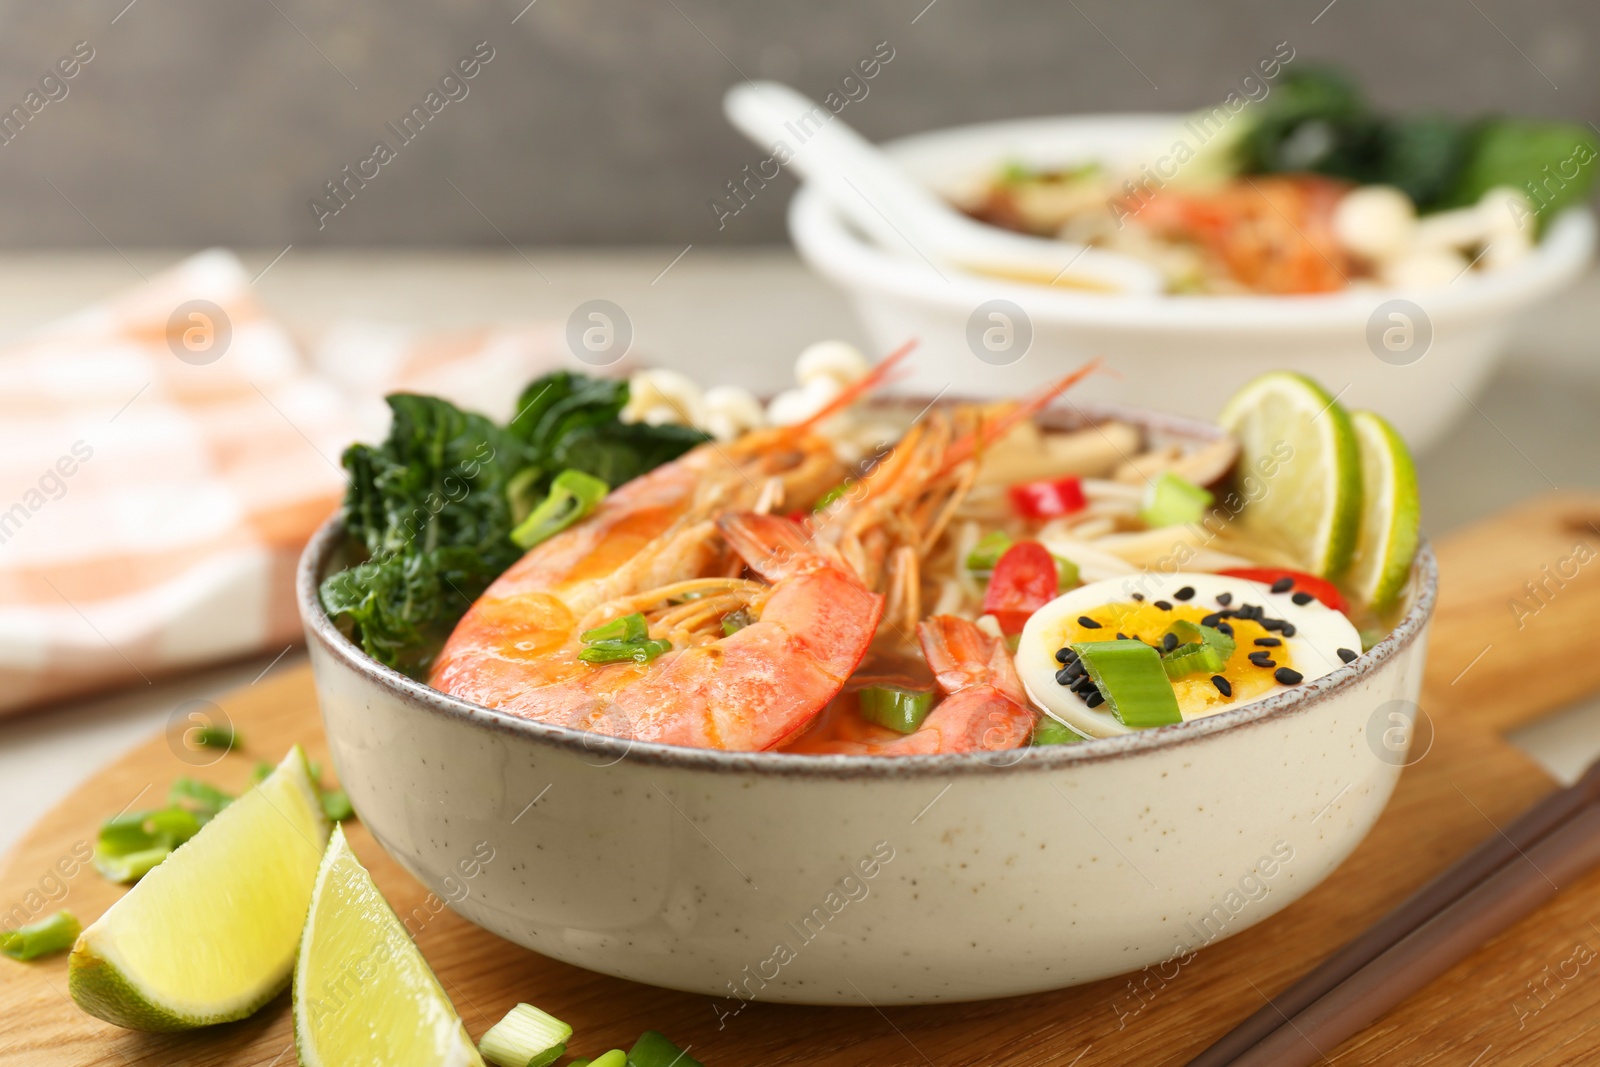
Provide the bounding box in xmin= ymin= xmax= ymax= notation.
xmin=1055 ymin=647 xmax=1073 ymax=663
xmin=1216 ymin=622 xmax=1234 ymax=637
xmin=1279 ymin=623 xmax=1297 ymax=637
xmin=1291 ymin=591 xmax=1314 ymax=606
xmin=1259 ymin=618 xmax=1284 ymax=633
xmin=1254 ymin=637 xmax=1282 ymax=647
xmin=1200 ymin=613 xmax=1224 ymax=627
xmin=1078 ymin=616 xmax=1102 ymax=629
xmin=1216 ymin=592 xmax=1233 ymax=606
xmin=1116 ymin=632 xmax=1129 ymax=641
xmin=1211 ymin=675 xmax=1232 ymax=697
xmin=1056 ymin=668 xmax=1075 ymax=685
xmin=1270 ymin=577 xmax=1294 ymax=593
xmin=1162 ymin=633 xmax=1179 ymax=652
xmin=1174 ymin=586 xmax=1195 ymax=601
xmin=1085 ymin=691 xmax=1106 ymax=709
xmin=1337 ymin=647 xmax=1358 ymax=664
xmin=1131 ymin=593 xmax=1145 ymax=602
xmin=1249 ymin=654 xmax=1277 ymax=669
xmin=1275 ymin=667 xmax=1304 ymax=685
xmin=1154 ymin=600 xmax=1173 ymax=611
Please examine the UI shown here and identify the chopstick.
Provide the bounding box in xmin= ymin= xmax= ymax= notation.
xmin=1189 ymin=758 xmax=1600 ymax=1067
xmin=1227 ymin=801 xmax=1600 ymax=1066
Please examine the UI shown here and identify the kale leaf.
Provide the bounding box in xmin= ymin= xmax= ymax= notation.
xmin=320 ymin=375 xmax=708 ymax=679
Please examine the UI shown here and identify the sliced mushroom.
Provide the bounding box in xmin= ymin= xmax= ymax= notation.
xmin=977 ymin=420 xmax=1142 ymax=485
xmin=1113 ymin=435 xmax=1239 ymax=489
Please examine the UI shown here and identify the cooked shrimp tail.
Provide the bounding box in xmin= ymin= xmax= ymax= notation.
xmin=941 ymin=358 xmax=1107 ymax=474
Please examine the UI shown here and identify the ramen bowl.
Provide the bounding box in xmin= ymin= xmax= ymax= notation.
xmin=297 ymin=402 xmax=1437 ymax=1005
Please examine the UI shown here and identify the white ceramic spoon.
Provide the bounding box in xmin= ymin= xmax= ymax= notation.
xmin=723 ymin=81 xmax=1163 ymax=296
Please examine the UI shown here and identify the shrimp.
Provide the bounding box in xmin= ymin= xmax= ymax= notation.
xmin=429 ymin=348 xmax=913 ymax=749
xmin=795 ymin=616 xmax=1036 ymax=756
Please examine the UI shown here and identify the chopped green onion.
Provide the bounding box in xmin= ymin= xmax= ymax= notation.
xmin=1161 ymin=641 xmax=1228 ymax=679
xmin=857 ymin=685 xmax=936 ymax=734
xmin=721 ymin=608 xmax=755 ymax=636
xmin=578 ymin=639 xmax=672 ymax=664
xmin=813 ymin=480 xmax=852 ymax=511
xmin=192 ymin=724 xmax=239 ymax=751
xmin=168 ymin=777 xmax=234 ymax=815
xmin=1070 ymin=639 xmax=1183 ymax=728
xmin=321 ymin=789 xmax=354 ymax=823
xmin=478 ymin=1003 xmax=573 ymax=1067
xmin=1031 ymin=717 xmax=1087 ymax=746
xmin=250 ymin=760 xmax=274 ymax=785
xmin=1 ymin=910 xmax=80 ymax=961
xmin=1159 ymin=621 xmax=1236 ymax=679
xmin=1053 ymin=554 xmax=1080 ymax=591
xmin=511 ymin=469 xmax=610 ymax=549
xmin=587 ymin=1053 xmax=627 ymax=1067
xmin=94 ymin=846 xmax=172 ymax=884
xmin=628 ymin=1030 xmax=706 ymax=1067
xmin=581 ymin=612 xmax=649 ymax=644
xmin=309 ymin=760 xmax=325 ymax=784
xmin=1140 ymin=471 xmax=1214 ymax=528
xmin=965 ymin=530 xmax=1013 ymax=574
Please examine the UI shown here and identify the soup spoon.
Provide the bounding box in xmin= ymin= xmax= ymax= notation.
xmin=723 ymin=80 xmax=1164 ymax=296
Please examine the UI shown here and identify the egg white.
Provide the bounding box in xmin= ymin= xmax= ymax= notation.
xmin=1015 ymin=572 xmax=1363 ymax=738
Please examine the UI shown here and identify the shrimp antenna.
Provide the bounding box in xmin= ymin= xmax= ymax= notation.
xmin=940 ymin=357 xmax=1109 ymax=474
xmin=797 ymin=338 xmax=918 ymax=431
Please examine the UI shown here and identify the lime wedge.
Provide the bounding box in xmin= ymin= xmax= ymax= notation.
xmin=1346 ymin=410 xmax=1421 ymax=612
xmin=69 ymin=746 xmax=330 ymax=1031
xmin=294 ymin=824 xmax=484 ymax=1067
xmin=1218 ymin=371 xmax=1363 ymax=578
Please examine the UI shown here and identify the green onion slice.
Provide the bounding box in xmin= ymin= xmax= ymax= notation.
xmin=511 ymin=469 xmax=610 ymax=550
xmin=586 ymin=1053 xmax=627 ymax=1067
xmin=1159 ymin=621 xmax=1236 ymax=679
xmin=578 ymin=638 xmax=672 ymax=664
xmin=1031 ymin=717 xmax=1087 ymax=746
xmin=857 ymin=685 xmax=936 ymax=734
xmin=1053 ymin=554 xmax=1080 ymax=591
xmin=964 ymin=530 xmax=1013 ymax=574
xmin=321 ymin=789 xmax=354 ymax=823
xmin=581 ymin=612 xmax=648 ymax=644
xmin=1070 ymin=639 xmax=1183 ymax=728
xmin=0 ymin=910 xmax=80 ymax=961
xmin=478 ymin=1003 xmax=573 ymax=1067
xmin=168 ymin=777 xmax=235 ymax=816
xmin=721 ymin=608 xmax=755 ymax=636
xmin=94 ymin=845 xmax=172 ymax=884
xmin=628 ymin=1031 xmax=706 ymax=1067
xmin=1140 ymin=471 xmax=1214 ymax=528
xmin=813 ymin=480 xmax=852 ymax=511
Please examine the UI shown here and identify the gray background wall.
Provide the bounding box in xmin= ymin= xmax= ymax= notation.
xmin=0 ymin=0 xmax=1592 ymax=248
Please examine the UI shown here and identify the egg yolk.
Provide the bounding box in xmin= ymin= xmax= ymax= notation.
xmin=1043 ymin=601 xmax=1295 ymax=718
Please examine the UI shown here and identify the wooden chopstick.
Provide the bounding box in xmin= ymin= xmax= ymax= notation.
xmin=1189 ymin=758 xmax=1600 ymax=1067
xmin=1226 ymin=800 xmax=1600 ymax=1066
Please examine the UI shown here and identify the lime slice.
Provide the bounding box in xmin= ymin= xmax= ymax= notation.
xmin=69 ymin=746 xmax=329 ymax=1031
xmin=294 ymin=824 xmax=483 ymax=1067
xmin=1218 ymin=371 xmax=1363 ymax=578
xmin=1346 ymin=410 xmax=1421 ymax=612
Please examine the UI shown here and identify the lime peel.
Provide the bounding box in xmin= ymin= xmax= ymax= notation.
xmin=69 ymin=745 xmax=329 ymax=1031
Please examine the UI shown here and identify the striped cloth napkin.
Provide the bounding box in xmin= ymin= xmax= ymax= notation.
xmin=0 ymin=249 xmax=564 ymax=716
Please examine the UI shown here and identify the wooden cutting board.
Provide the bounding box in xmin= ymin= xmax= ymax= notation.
xmin=5 ymin=492 xmax=1600 ymax=1067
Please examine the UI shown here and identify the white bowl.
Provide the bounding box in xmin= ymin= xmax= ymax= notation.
xmin=790 ymin=114 xmax=1595 ymax=450
xmin=298 ymin=401 xmax=1438 ymax=1005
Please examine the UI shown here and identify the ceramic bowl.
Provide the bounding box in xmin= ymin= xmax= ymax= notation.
xmin=297 ymin=402 xmax=1438 ymax=1005
xmin=789 ymin=113 xmax=1595 ymax=451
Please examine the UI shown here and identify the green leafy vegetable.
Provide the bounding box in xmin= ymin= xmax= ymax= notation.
xmin=320 ymin=375 xmax=706 ymax=679
xmin=1443 ymin=118 xmax=1600 ymax=225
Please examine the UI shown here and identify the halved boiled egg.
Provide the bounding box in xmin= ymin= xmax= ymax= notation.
xmin=1015 ymin=572 xmax=1362 ymax=738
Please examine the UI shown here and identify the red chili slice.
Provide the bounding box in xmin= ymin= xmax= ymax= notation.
xmin=982 ymin=541 xmax=1059 ymax=634
xmin=1007 ymin=475 xmax=1087 ymax=519
xmin=1217 ymin=566 xmax=1349 ymax=613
